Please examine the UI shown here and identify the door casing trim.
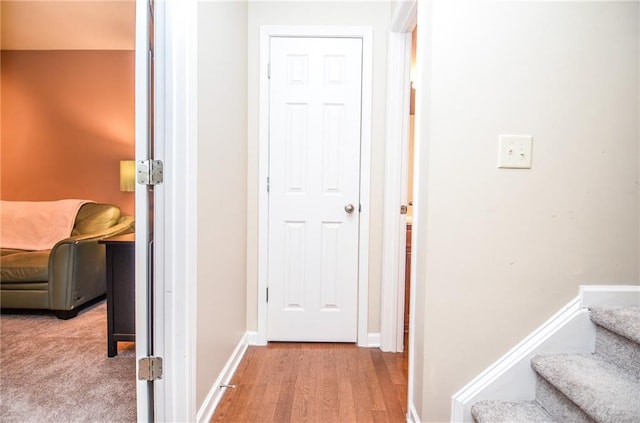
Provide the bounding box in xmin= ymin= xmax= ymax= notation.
xmin=140 ymin=0 xmax=199 ymax=421
xmin=257 ymin=25 xmax=373 ymax=346
xmin=134 ymin=0 xmax=152 ymax=420
xmin=380 ymin=0 xmax=417 ymax=354
xmin=379 ymin=30 xmax=413 ymax=353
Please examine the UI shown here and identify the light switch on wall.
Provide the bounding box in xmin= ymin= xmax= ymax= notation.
xmin=498 ymin=135 xmax=533 ymax=169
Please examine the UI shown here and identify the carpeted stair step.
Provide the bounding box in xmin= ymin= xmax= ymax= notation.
xmin=471 ymin=400 xmax=557 ymax=423
xmin=531 ymin=353 xmax=640 ymax=423
xmin=589 ymin=306 xmax=640 ymax=379
xmin=589 ymin=306 xmax=640 ymax=344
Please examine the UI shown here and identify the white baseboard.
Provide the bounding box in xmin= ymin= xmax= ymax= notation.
xmin=196 ymin=332 xmax=250 ymax=423
xmin=407 ymin=401 xmax=421 ymax=423
xmin=450 ymin=284 xmax=639 ymax=423
xmin=247 ymin=331 xmax=258 ymax=346
xmin=580 ymin=284 xmax=640 ymax=308
xmin=367 ymin=332 xmax=381 ymax=348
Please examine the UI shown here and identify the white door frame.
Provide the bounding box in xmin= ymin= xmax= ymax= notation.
xmin=257 ymin=26 xmax=373 ymax=347
xmin=134 ymin=0 xmax=152 ymax=420
xmin=135 ymin=0 xmax=198 ymax=421
xmin=379 ymin=1 xmax=417 ymax=353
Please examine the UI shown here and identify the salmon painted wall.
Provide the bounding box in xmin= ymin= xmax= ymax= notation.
xmin=1 ymin=50 xmax=135 ymax=216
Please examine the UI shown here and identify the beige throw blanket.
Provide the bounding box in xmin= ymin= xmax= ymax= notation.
xmin=0 ymin=199 xmax=94 ymax=251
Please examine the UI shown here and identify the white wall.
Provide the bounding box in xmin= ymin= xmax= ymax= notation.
xmin=245 ymin=1 xmax=392 ymax=334
xmin=196 ymin=0 xmax=248 ymax=410
xmin=411 ymin=1 xmax=640 ymax=421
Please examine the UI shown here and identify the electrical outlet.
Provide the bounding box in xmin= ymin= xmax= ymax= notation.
xmin=498 ymin=135 xmax=533 ymax=169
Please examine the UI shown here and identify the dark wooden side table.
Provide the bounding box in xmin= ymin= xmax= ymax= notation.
xmin=99 ymin=233 xmax=135 ymax=357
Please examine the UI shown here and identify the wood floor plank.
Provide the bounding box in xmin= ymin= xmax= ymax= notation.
xmin=210 ymin=343 xmax=407 ymax=423
xmin=320 ymin=346 xmax=339 ymax=412
xmin=370 ymin=349 xmax=406 ymax=422
xmin=358 ymin=347 xmax=386 ymax=412
xmin=349 ymin=349 xmax=377 ymax=422
xmin=371 ymin=410 xmax=390 ymax=422
xmin=290 ymin=347 xmax=318 ymax=422
xmin=210 ymin=347 xmax=257 ymax=422
xmin=256 ymin=350 xmax=287 ymax=421
xmin=337 ymin=379 xmax=357 ymax=422
xmin=272 ymin=347 xmax=302 ymax=422
xmin=382 ymin=350 xmax=406 ymax=385
xmin=217 ymin=347 xmax=268 ymax=422
xmin=381 ymin=352 xmax=408 ymax=416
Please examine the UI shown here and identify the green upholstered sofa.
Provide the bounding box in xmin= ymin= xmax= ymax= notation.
xmin=0 ymin=203 xmax=134 ymax=319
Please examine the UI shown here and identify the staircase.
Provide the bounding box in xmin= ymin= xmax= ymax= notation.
xmin=471 ymin=306 xmax=640 ymax=423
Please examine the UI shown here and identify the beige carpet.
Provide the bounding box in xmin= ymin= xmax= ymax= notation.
xmin=0 ymin=300 xmax=137 ymax=422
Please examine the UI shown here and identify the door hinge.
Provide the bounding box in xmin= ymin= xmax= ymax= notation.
xmin=137 ymin=159 xmax=164 ymax=185
xmin=400 ymin=205 xmax=408 ymax=215
xmin=267 ymin=176 xmax=270 ymax=192
xmin=138 ymin=356 xmax=163 ymax=381
xmin=359 ymin=204 xmax=362 ymax=213
xmin=267 ymin=63 xmax=271 ymax=79
xmin=266 ymin=287 xmax=269 ymax=303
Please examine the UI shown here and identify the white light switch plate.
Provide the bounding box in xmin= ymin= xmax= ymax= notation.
xmin=498 ymin=135 xmax=533 ymax=169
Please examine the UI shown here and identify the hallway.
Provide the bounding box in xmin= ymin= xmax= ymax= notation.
xmin=211 ymin=343 xmax=408 ymax=422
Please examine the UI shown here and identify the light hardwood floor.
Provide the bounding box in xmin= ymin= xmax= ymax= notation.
xmin=211 ymin=343 xmax=408 ymax=423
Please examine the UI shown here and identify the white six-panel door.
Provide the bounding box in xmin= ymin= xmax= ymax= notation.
xmin=267 ymin=37 xmax=363 ymax=342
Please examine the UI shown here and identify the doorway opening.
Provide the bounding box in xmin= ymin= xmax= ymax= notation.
xmin=404 ymin=26 xmax=417 ymax=352
xmin=378 ymin=0 xmax=417 ymax=418
xmin=380 ymin=1 xmax=416 ymax=354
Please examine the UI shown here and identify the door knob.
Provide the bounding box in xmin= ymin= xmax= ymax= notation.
xmin=345 ymin=204 xmax=355 ymax=214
